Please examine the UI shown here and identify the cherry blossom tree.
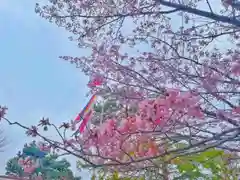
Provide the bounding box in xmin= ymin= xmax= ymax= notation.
xmin=1 ymin=94 xmax=240 ymax=178
xmin=1 ymin=0 xmax=240 ymax=179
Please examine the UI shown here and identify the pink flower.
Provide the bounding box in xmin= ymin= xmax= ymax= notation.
xmin=99 ymin=119 xmax=116 ymax=137
xmin=78 ymin=91 xmax=204 ymax=164
xmin=165 ymin=89 xmax=180 ymax=105
xmin=23 ymin=166 xmax=36 ymax=173
xmin=187 ymin=106 xmax=204 ymax=118
xmin=18 ymin=158 xmax=24 ymax=165
xmin=231 ymin=62 xmax=240 ymax=76
xmin=38 ymin=142 xmax=51 ymax=152
xmin=135 ymin=115 xmax=145 ymax=129
xmin=233 ymin=107 xmax=240 ymax=114
xmin=87 ymin=76 xmax=104 ymax=87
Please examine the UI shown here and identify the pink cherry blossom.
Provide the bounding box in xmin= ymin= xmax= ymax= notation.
xmin=88 ymin=76 xmax=104 ymax=87
xmin=23 ymin=166 xmax=36 ymax=173
xmin=233 ymin=107 xmax=240 ymax=114
xmin=231 ymin=61 xmax=240 ymax=76
xmin=77 ymin=90 xmax=204 ymax=165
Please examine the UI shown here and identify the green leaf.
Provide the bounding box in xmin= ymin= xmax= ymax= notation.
xmin=200 ymin=149 xmax=224 ymax=158
xmin=177 ymin=162 xmax=195 ymax=172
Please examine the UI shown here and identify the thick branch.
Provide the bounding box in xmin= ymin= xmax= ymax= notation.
xmin=157 ymin=0 xmax=240 ymax=27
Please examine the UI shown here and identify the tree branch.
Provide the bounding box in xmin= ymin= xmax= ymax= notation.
xmin=51 ymin=9 xmax=180 ymax=19
xmin=157 ymin=0 xmax=240 ymax=27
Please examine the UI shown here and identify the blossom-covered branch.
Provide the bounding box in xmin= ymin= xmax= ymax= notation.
xmin=1 ymin=90 xmax=240 ymax=173
xmin=1 ymin=0 xmax=240 ymax=179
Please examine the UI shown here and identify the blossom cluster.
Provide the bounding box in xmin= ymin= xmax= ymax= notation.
xmin=76 ymin=89 xmax=204 ymax=164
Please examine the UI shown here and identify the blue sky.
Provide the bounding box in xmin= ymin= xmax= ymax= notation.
xmin=0 ymin=0 xmax=91 ymax=178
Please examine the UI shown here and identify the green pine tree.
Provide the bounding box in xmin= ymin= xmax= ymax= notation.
xmin=5 ymin=141 xmax=81 ymax=180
